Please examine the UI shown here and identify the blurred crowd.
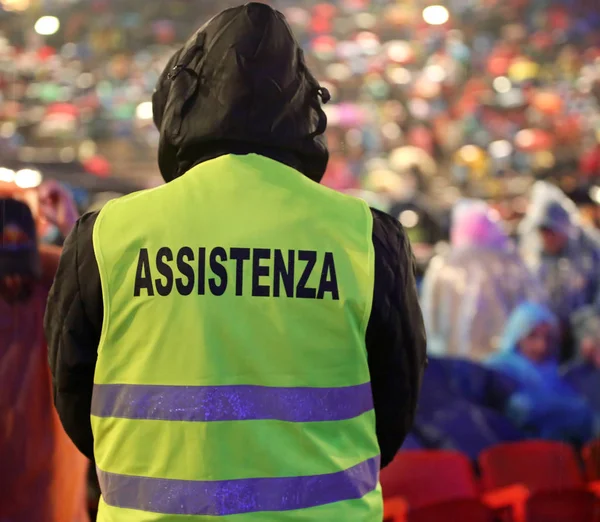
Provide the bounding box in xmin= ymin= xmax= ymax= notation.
xmin=415 ymin=182 xmax=600 ymax=457
xmin=0 ymin=0 xmax=599 ymax=195
xmin=1 ymin=0 xmax=600 ymax=519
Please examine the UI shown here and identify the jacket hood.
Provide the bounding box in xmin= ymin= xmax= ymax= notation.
xmin=152 ymin=2 xmax=330 ymax=183
xmin=519 ymin=181 xmax=577 ymax=237
xmin=0 ymin=197 xmax=41 ymax=280
xmin=500 ymin=302 xmax=558 ymax=354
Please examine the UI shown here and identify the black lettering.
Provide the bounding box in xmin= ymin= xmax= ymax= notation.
xmin=252 ymin=248 xmax=271 ymax=297
xmin=176 ymin=247 xmax=195 ymax=296
xmin=317 ymin=252 xmax=340 ymax=300
xmin=296 ymin=250 xmax=317 ymax=299
xmin=230 ymin=248 xmax=251 ymax=296
xmin=155 ymin=247 xmax=174 ymax=296
xmin=198 ymin=247 xmax=206 ymax=295
xmin=134 ymin=248 xmax=154 ymax=296
xmin=273 ymin=249 xmax=294 ymax=298
xmin=209 ymin=247 xmax=228 ymax=296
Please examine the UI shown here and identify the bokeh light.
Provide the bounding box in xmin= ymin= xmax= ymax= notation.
xmin=400 ymin=210 xmax=420 ymax=228
xmin=493 ymin=76 xmax=512 ymax=94
xmin=1 ymin=0 xmax=30 ymax=11
xmin=0 ymin=168 xmax=16 ymax=183
xmin=15 ymin=169 xmax=43 ymax=188
xmin=34 ymin=16 xmax=60 ymax=36
xmin=136 ymin=102 xmax=153 ymax=120
xmin=489 ymin=140 xmax=513 ymax=158
xmin=422 ymin=5 xmax=449 ymax=26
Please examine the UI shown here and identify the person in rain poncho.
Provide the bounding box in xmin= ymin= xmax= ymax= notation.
xmin=487 ymin=302 xmax=594 ymax=444
xmin=562 ymin=306 xmax=600 ymax=434
xmin=0 ymin=194 xmax=89 ymax=522
xmin=520 ymin=181 xmax=600 ymax=360
xmin=421 ymin=199 xmax=543 ymax=361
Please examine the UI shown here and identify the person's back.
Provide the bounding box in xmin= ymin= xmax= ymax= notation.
xmin=45 ymin=4 xmax=427 ymax=522
xmin=92 ymin=154 xmax=381 ymax=519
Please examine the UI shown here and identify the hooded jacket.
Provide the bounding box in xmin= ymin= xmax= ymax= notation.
xmin=44 ymin=3 xmax=426 ymax=468
xmin=486 ymin=303 xmax=594 ymax=443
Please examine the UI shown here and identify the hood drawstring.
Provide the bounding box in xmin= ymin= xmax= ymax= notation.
xmin=308 ymin=87 xmax=330 ymax=139
xmin=167 ymin=34 xmax=206 ymax=81
xmin=316 ymin=87 xmax=331 ymax=104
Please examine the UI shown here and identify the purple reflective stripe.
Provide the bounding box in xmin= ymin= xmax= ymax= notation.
xmin=97 ymin=456 xmax=379 ymax=516
xmin=91 ymin=383 xmax=373 ymax=422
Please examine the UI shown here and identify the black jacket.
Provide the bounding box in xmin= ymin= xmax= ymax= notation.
xmin=45 ymin=3 xmax=426 ymax=468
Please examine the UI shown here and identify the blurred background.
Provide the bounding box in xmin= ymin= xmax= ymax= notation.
xmin=2 ymin=1 xmax=600 ymax=519
xmin=1 ymin=0 xmax=599 ymax=257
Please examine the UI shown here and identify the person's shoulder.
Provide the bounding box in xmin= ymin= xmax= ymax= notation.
xmin=370 ymin=207 xmax=409 ymax=250
xmin=369 ymin=208 xmax=416 ymax=288
xmin=67 ymin=210 xmax=101 ymax=245
xmin=306 ymin=180 xmax=373 ymax=220
xmin=99 ymin=185 xmax=167 ymax=212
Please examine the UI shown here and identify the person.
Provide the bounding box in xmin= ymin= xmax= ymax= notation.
xmin=409 ymin=356 xmax=524 ymax=460
xmin=421 ymin=199 xmax=543 ymax=361
xmin=38 ymin=180 xmax=81 ymax=246
xmin=44 ymin=4 xmax=427 ymax=522
xmin=487 ymin=302 xmax=594 ymax=444
xmin=520 ymin=181 xmax=600 ymax=360
xmin=562 ymin=306 xmax=600 ymax=433
xmin=0 ymin=194 xmax=89 ymax=522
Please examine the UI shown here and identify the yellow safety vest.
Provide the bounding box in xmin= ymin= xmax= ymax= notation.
xmin=91 ymin=154 xmax=382 ymax=521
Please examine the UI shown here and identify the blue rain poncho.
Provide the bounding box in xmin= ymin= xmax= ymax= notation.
xmin=408 ymin=356 xmax=523 ymax=460
xmin=487 ymin=303 xmax=594 ymax=444
xmin=519 ymin=182 xmax=600 ymax=324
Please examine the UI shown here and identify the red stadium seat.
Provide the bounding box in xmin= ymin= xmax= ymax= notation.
xmin=479 ymin=440 xmax=584 ymax=492
xmin=583 ymin=439 xmax=600 ymax=482
xmin=479 ymin=441 xmax=592 ymax=522
xmin=408 ymin=499 xmax=494 ymax=522
xmin=380 ymin=450 xmax=492 ymax=522
xmin=381 ymin=450 xmax=479 ymax=507
xmin=526 ymin=489 xmax=600 ymax=522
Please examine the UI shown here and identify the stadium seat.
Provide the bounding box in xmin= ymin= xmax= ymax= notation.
xmin=479 ymin=441 xmax=595 ymax=522
xmin=380 ymin=450 xmax=493 ymax=522
xmin=381 ymin=450 xmax=479 ymax=506
xmin=408 ymin=499 xmax=494 ymax=522
xmin=583 ymin=439 xmax=600 ymax=482
xmin=525 ymin=489 xmax=600 ymax=522
xmin=479 ymin=440 xmax=584 ymax=492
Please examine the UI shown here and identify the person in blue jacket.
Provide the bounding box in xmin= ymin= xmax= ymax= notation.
xmin=487 ymin=302 xmax=594 ymax=444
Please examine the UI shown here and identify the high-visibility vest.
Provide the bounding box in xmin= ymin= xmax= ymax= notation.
xmin=91 ymin=154 xmax=381 ymax=521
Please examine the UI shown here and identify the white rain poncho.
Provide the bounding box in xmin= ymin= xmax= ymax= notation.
xmin=421 ymin=200 xmax=544 ymax=361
